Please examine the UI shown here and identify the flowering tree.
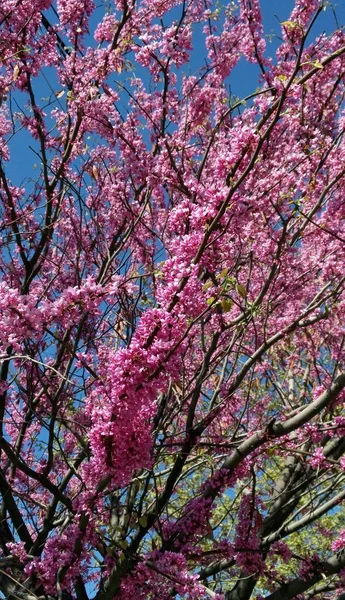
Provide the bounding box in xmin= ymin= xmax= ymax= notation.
xmin=2 ymin=0 xmax=345 ymax=598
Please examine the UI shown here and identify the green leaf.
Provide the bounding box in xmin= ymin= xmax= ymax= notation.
xmin=202 ymin=280 xmax=213 ymax=291
xmin=236 ymin=284 xmax=247 ymax=299
xmin=281 ymin=20 xmax=298 ymax=30
xmin=138 ymin=516 xmax=147 ymax=528
xmin=221 ymin=298 xmax=233 ymax=312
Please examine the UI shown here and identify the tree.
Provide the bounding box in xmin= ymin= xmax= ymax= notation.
xmin=1 ymin=0 xmax=345 ymax=598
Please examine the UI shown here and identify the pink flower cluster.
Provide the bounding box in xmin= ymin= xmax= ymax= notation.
xmin=120 ymin=551 xmax=216 ymax=600
xmin=234 ymin=494 xmax=263 ymax=574
xmin=332 ymin=530 xmax=345 ymax=553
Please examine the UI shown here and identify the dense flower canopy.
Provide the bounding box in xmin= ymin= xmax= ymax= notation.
xmin=1 ymin=0 xmax=345 ymax=599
